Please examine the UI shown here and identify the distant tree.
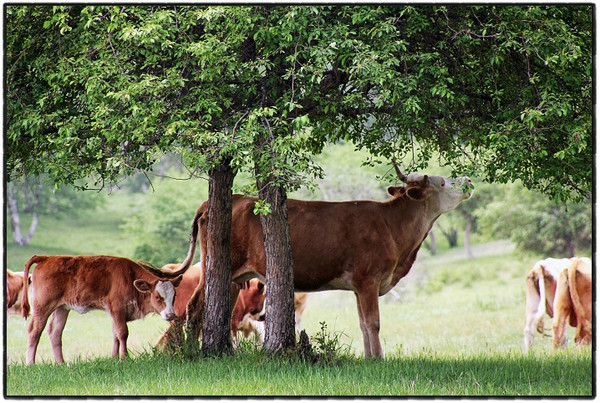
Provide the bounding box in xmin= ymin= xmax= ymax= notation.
xmin=7 ymin=176 xmax=103 ymax=245
xmin=474 ymin=182 xmax=592 ymax=257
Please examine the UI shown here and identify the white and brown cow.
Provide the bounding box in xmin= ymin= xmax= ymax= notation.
xmin=552 ymin=257 xmax=592 ymax=349
xmin=21 ymin=255 xmax=182 ymax=365
xmin=523 ymin=258 xmax=573 ymax=351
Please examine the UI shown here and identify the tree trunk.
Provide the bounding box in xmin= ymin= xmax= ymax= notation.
xmin=184 ymin=158 xmax=235 ymax=357
xmin=254 ymin=122 xmax=296 ymax=354
xmin=256 ymin=179 xmax=297 ymax=353
xmin=201 ymin=159 xmax=235 ymax=356
xmin=424 ymin=229 xmax=437 ymax=255
xmin=464 ymin=214 xmax=474 ymax=258
xmin=7 ymin=183 xmax=39 ymax=246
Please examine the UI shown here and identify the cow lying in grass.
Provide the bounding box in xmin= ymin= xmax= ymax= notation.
xmin=21 ymin=255 xmax=182 ymax=365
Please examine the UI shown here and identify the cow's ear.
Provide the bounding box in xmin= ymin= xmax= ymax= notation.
xmin=134 ymin=279 xmax=153 ymax=293
xmin=257 ymin=282 xmax=265 ymax=294
xmin=387 ymin=186 xmax=406 ymax=198
xmin=405 ymin=186 xmax=430 ymax=201
xmin=172 ymin=275 xmax=183 ymax=288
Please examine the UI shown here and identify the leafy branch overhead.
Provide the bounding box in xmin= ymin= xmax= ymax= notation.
xmin=6 ymin=5 xmax=592 ymax=201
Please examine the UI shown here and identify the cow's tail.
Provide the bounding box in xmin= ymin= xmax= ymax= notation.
xmin=156 ymin=205 xmax=203 ymax=278
xmin=22 ymin=255 xmax=47 ymax=319
xmin=568 ymin=258 xmax=590 ymax=333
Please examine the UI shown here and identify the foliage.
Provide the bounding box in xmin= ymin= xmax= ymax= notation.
xmin=121 ymin=174 xmax=208 ymax=267
xmin=474 ymin=182 xmax=592 ymax=256
xmin=5 ymin=5 xmax=593 ymax=202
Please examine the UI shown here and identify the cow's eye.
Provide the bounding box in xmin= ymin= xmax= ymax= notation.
xmin=440 ymin=179 xmax=445 ymax=187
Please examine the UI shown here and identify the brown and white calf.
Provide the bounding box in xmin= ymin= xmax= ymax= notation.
xmin=7 ymin=269 xmax=29 ymax=315
xmin=235 ymin=290 xmax=309 ymax=345
xmin=21 ymin=255 xmax=182 ymax=365
xmin=553 ymin=257 xmax=592 ymax=349
xmin=523 ymin=258 xmax=573 ymax=351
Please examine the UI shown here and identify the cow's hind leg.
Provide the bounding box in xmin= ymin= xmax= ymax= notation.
xmin=354 ymin=286 xmax=383 ymax=359
xmin=552 ymin=272 xmax=571 ymax=349
xmin=47 ymin=307 xmax=69 ymax=364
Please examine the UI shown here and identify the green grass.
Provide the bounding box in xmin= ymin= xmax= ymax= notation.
xmin=5 ymin=348 xmax=592 ymax=396
xmin=4 ymin=194 xmax=593 ymax=396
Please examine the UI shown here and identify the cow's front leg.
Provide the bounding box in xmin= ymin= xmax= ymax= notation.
xmin=354 ymin=291 xmax=371 ymax=358
xmin=354 ymin=286 xmax=383 ymax=359
xmin=47 ymin=307 xmax=69 ymax=364
xmin=111 ymin=313 xmax=129 ymax=359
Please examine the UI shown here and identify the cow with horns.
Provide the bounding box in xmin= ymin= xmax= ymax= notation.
xmin=159 ymin=164 xmax=473 ymax=358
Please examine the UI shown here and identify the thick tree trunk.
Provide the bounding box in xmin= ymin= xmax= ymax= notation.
xmin=201 ymin=159 xmax=235 ymax=356
xmin=254 ymin=121 xmax=296 ymax=353
xmin=184 ymin=159 xmax=235 ymax=357
xmin=256 ymin=180 xmax=297 ymax=353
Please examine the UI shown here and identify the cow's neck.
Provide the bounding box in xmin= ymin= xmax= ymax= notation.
xmin=386 ymin=197 xmax=442 ymax=287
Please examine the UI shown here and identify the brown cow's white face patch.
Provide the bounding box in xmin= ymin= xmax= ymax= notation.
xmin=155 ymin=281 xmax=177 ymax=321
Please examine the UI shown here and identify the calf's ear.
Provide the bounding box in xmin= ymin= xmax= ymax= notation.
xmin=172 ymin=275 xmax=183 ymax=288
xmin=257 ymin=282 xmax=265 ymax=294
xmin=134 ymin=279 xmax=153 ymax=293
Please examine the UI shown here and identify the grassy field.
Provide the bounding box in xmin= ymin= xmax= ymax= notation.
xmin=3 ymin=192 xmax=594 ymax=396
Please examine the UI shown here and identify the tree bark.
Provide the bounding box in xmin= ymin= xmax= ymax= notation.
xmin=184 ymin=158 xmax=235 ymax=357
xmin=201 ymin=159 xmax=235 ymax=356
xmin=254 ymin=124 xmax=296 ymax=354
xmin=256 ymin=180 xmax=297 ymax=353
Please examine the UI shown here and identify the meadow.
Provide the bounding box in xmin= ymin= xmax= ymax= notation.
xmin=3 ymin=191 xmax=594 ymax=397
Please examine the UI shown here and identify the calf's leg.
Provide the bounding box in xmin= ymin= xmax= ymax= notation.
xmin=26 ymin=308 xmax=54 ymax=365
xmin=111 ymin=313 xmax=129 ymax=360
xmin=47 ymin=307 xmax=69 ymax=364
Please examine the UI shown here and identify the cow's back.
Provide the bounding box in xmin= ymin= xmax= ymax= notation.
xmin=31 ymin=256 xmax=139 ymax=311
xmin=229 ymin=196 xmax=416 ymax=292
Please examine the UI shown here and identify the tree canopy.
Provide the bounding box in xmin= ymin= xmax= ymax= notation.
xmin=6 ymin=5 xmax=593 ymax=202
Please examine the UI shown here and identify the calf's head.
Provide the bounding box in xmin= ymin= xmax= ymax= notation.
xmin=134 ymin=276 xmax=183 ymax=321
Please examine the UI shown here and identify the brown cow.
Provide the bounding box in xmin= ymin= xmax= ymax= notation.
xmin=163 ymin=172 xmax=473 ymax=358
xmin=6 ymin=269 xmax=29 ymax=315
xmin=21 ymin=255 xmax=182 ymax=365
xmin=523 ymin=258 xmax=573 ymax=351
xmin=552 ymin=257 xmax=592 ymax=349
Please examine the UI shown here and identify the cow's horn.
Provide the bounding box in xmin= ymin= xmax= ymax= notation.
xmin=392 ymin=158 xmax=408 ymax=183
